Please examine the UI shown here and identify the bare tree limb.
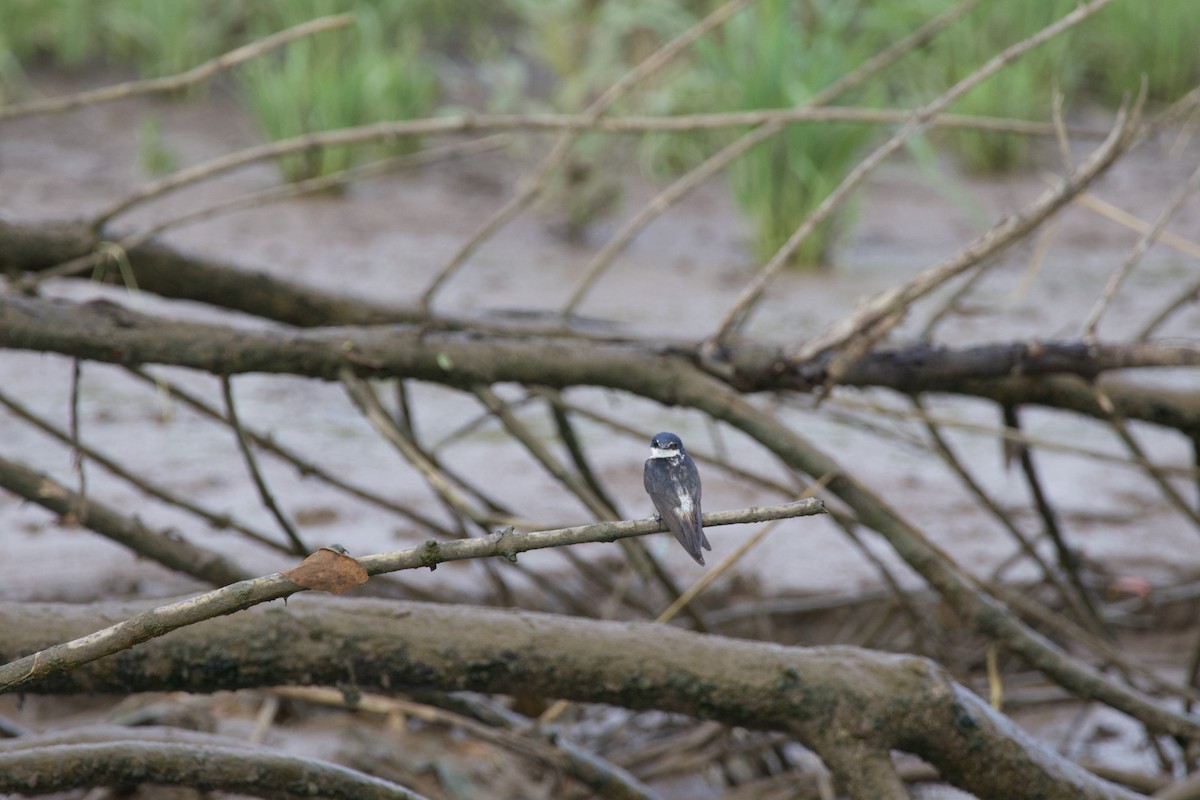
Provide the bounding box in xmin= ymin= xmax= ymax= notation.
xmin=0 ymin=499 xmax=823 ymax=694
xmin=0 ymin=598 xmax=1141 ymax=800
xmin=67 ymin=107 xmax=1110 ymax=232
xmin=680 ymin=376 xmax=1200 ymax=740
xmin=0 ymin=452 xmax=254 ymax=587
xmin=1082 ymin=162 xmax=1200 ymax=339
xmin=0 ymin=217 xmax=421 ymax=327
xmin=122 ymin=367 xmax=456 ymax=538
xmin=785 ymin=91 xmax=1143 ymax=364
xmin=2 ymin=295 xmax=1196 ymax=432
xmin=0 ymin=740 xmax=426 ymax=800
xmin=0 ymin=14 xmax=355 ymax=122
xmin=222 ymin=376 xmax=308 ymax=554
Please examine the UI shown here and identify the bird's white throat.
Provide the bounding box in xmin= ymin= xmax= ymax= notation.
xmin=649 ymin=446 xmax=678 ymax=459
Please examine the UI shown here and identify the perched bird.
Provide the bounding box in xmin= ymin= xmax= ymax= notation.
xmin=643 ymin=431 xmax=710 ymax=565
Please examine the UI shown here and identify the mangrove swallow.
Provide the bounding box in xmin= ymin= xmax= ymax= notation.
xmin=643 ymin=431 xmax=710 ymax=565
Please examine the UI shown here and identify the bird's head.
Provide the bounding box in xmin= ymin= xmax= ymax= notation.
xmin=649 ymin=431 xmax=685 ymax=459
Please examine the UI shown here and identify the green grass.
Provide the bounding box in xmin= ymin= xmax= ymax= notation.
xmin=898 ymin=0 xmax=1200 ymax=173
xmin=101 ymin=0 xmax=241 ymax=80
xmin=1083 ymin=1 xmax=1200 ymax=105
xmin=506 ymin=0 xmax=694 ymax=236
xmin=693 ymin=0 xmax=885 ymax=267
xmin=1 ymin=0 xmax=1198 ymax=262
xmin=239 ymin=3 xmax=437 ymax=182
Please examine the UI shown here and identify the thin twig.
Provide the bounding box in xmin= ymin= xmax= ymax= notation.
xmin=19 ymin=137 xmax=507 ymax=291
xmin=221 ymin=376 xmax=308 ymax=554
xmin=528 ymin=389 xmax=805 ymax=498
xmin=828 ymin=510 xmax=929 ymax=652
xmin=786 ymin=90 xmax=1143 ymax=365
xmin=656 ymin=470 xmax=836 ymax=626
xmin=130 ymin=135 xmax=509 ymax=247
xmin=124 ymin=367 xmax=454 ymax=537
xmin=1051 ymin=87 xmax=1074 ymax=173
xmin=707 ymin=0 xmax=1120 ymax=349
xmin=911 ymin=396 xmax=1098 ymax=632
xmin=81 ymin=106 xmax=1112 ymax=234
xmin=1090 ymin=385 xmax=1200 ymax=532
xmin=543 ymin=390 xmax=624 ymax=515
xmin=1071 ymin=187 xmax=1200 ymax=260
xmin=1081 ymin=162 xmax=1200 ymax=339
xmin=1001 ymin=405 xmax=1105 ymax=635
xmin=339 ymin=374 xmax=546 ymax=609
xmin=340 ymin=371 xmax=530 ymax=529
xmin=916 ymin=262 xmax=990 ymax=341
xmin=564 ymin=120 xmax=784 ymax=316
xmin=469 ymin=386 xmax=660 ymax=617
xmin=0 ymin=388 xmax=288 ymax=552
xmin=472 ymin=385 xmax=612 ymax=519
xmin=1137 ymin=275 xmax=1200 ymax=341
xmin=829 ymin=393 xmax=1200 ymax=480
xmin=0 ymin=14 xmax=354 ymax=122
xmin=0 ymin=499 xmax=825 ymax=693
xmin=69 ymin=359 xmax=87 ymax=522
xmin=0 ymin=452 xmax=253 ymax=588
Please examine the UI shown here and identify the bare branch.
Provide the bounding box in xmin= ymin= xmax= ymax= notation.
xmin=0 ymin=499 xmax=824 ymax=693
xmin=0 ymin=597 xmax=1141 ymax=800
xmin=785 ymin=96 xmax=1143 ymax=364
xmin=683 ymin=375 xmax=1200 ymax=740
xmin=3 ymin=296 xmax=1198 ymax=435
xmin=78 ymin=110 xmax=1103 ymax=232
xmin=1082 ymin=162 xmax=1200 ymax=338
xmin=123 ymin=367 xmax=456 ymax=538
xmin=0 ymin=740 xmax=426 ymax=800
xmin=221 ymin=376 xmax=308 ymax=554
xmin=0 ymin=14 xmax=355 ymax=122
xmin=0 ymin=452 xmax=254 ymax=587
xmin=0 ymin=387 xmax=287 ymax=550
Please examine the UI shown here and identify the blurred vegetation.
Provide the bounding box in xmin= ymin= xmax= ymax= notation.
xmin=240 ymin=3 xmax=437 ymax=182
xmin=1 ymin=0 xmax=1197 ymax=263
xmin=692 ymin=0 xmax=886 ymax=265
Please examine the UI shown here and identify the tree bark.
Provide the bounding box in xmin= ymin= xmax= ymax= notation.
xmin=0 ymin=597 xmax=1143 ymax=800
xmin=1 ymin=294 xmax=1197 ymax=432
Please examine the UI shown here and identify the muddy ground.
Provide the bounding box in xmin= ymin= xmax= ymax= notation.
xmin=2 ymin=70 xmax=1199 ymax=795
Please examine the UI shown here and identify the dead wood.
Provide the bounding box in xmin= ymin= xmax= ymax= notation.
xmin=0 ymin=597 xmax=1143 ymax=800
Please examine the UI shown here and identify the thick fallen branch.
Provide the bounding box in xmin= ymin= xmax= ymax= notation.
xmin=0 ymin=740 xmax=424 ymax=800
xmin=752 ymin=339 xmax=1200 ymax=390
xmin=0 ymin=598 xmax=1141 ymax=800
xmin=0 ymin=452 xmax=254 ymax=587
xmin=0 ymin=720 xmax=654 ymax=800
xmin=0 ymin=218 xmax=419 ymax=327
xmin=1 ymin=294 xmax=1196 ymax=431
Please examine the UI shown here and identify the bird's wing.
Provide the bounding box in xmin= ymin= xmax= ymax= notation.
xmin=645 ymin=458 xmax=708 ymax=562
xmin=682 ymin=455 xmax=710 ymax=552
